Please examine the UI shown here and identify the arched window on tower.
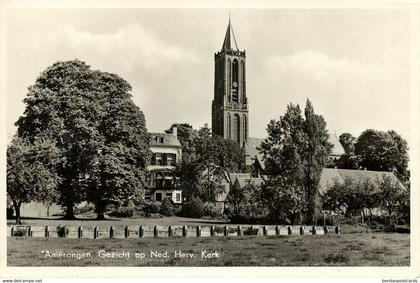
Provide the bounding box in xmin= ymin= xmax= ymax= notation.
xmin=227 ymin=58 xmax=231 ymax=101
xmin=227 ymin=113 xmax=231 ymax=139
xmin=243 ymin=115 xmax=247 ymax=140
xmin=232 ymin=59 xmax=239 ymax=102
xmin=241 ymin=60 xmax=245 ymax=103
xmin=233 ymin=114 xmax=240 ymax=144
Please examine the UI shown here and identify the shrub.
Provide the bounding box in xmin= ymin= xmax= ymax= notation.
xmin=108 ymin=206 xmax=134 ymax=218
xmin=243 ymin=226 xmax=259 ymax=235
xmin=75 ymin=203 xmax=95 ymax=214
xmin=203 ymin=202 xmax=222 ymax=218
xmin=13 ymin=227 xmax=28 ymax=237
xmin=143 ymin=201 xmax=160 ymax=215
xmin=56 ymin=225 xmax=69 ymax=237
xmin=213 ymin=226 xmax=225 ymax=234
xmin=181 ymin=197 xmax=204 ymax=218
xmin=159 ymin=198 xmax=175 ymax=216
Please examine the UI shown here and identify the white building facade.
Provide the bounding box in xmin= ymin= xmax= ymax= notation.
xmin=147 ymin=127 xmax=183 ymax=205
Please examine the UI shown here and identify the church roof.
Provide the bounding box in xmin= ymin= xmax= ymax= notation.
xmin=244 ymin=137 xmax=265 ymax=168
xmin=222 ymin=18 xmax=239 ymax=51
xmin=319 ymin=168 xmax=405 ymax=194
xmin=228 ymin=172 xmax=252 ymax=186
xmin=329 ymin=133 xmax=346 ymax=157
xmin=235 ymin=177 xmax=264 ymax=188
xmin=219 ymin=168 xmax=405 ymax=202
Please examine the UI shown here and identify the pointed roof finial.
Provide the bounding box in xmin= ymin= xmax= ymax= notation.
xmin=222 ymin=14 xmax=239 ymax=51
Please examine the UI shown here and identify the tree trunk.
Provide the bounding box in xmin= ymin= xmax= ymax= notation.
xmin=62 ymin=200 xmax=76 ymax=220
xmin=13 ymin=202 xmax=21 ymax=224
xmin=96 ymin=200 xmax=106 ymax=220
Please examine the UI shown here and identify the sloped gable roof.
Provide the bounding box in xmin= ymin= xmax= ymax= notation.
xmin=319 ymin=168 xmax=405 ymax=194
xmin=329 ymin=133 xmax=346 ymax=156
xmin=228 ymin=172 xmax=251 ymax=186
xmin=149 ymin=133 xmax=181 ymax=147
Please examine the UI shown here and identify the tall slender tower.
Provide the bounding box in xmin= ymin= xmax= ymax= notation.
xmin=212 ymin=18 xmax=248 ymax=145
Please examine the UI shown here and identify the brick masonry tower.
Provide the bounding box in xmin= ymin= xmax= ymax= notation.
xmin=212 ymin=18 xmax=249 ymax=145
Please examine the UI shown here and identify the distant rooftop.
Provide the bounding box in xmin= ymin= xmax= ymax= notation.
xmin=329 ymin=133 xmax=346 ymax=156
xmin=319 ymin=168 xmax=405 ymax=194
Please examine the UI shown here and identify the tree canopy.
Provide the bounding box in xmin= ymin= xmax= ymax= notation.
xmin=7 ymin=137 xmax=60 ymax=223
xmin=15 ymin=60 xmax=151 ymax=219
xmin=173 ymin=123 xmax=244 ymax=203
xmin=355 ymin=129 xmax=409 ymax=181
xmin=259 ymin=99 xmax=332 ymax=224
xmin=339 ymin=133 xmax=356 ymax=155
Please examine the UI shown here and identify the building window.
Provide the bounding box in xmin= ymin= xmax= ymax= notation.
xmin=241 ymin=60 xmax=245 ymax=99
xmin=155 ymin=192 xmax=162 ymax=202
xmin=155 ymin=153 xmax=162 ymax=165
xmin=227 ymin=113 xmax=231 ymax=139
xmin=176 ymin=193 xmax=181 ymax=202
xmin=243 ymin=115 xmax=247 ymax=140
xmin=167 ymin=153 xmax=176 ymax=166
xmin=232 ymin=59 xmax=239 ymax=102
xmin=233 ymin=114 xmax=240 ymax=144
xmin=150 ymin=172 xmax=156 ymax=188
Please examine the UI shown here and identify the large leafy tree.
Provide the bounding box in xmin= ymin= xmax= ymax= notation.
xmin=15 ymin=60 xmax=150 ymax=219
xmin=226 ymin=182 xmax=267 ymax=224
xmin=376 ymin=175 xmax=407 ymax=218
xmin=174 ymin=123 xmax=244 ymax=203
xmin=7 ymin=137 xmax=60 ymax=224
xmin=355 ymin=129 xmax=409 ymax=181
xmin=322 ymin=177 xmax=379 ymax=218
xmin=304 ymin=100 xmax=333 ymax=224
xmin=165 ymin=123 xmax=197 ymax=163
xmin=260 ymin=99 xmax=332 ymax=224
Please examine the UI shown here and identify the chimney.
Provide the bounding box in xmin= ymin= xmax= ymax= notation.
xmin=172 ymin=126 xmax=178 ymax=138
xmin=364 ymin=167 xmax=367 ymax=171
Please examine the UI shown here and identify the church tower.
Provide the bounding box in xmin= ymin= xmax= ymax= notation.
xmin=212 ymin=18 xmax=249 ymax=145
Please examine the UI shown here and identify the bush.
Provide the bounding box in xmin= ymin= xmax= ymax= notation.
xmin=143 ymin=201 xmax=160 ymax=216
xmin=203 ymin=202 xmax=222 ymax=218
xmin=159 ymin=198 xmax=175 ymax=216
xmin=13 ymin=227 xmax=28 ymax=237
xmin=75 ymin=203 xmax=95 ymax=214
xmin=56 ymin=225 xmax=69 ymax=237
xmin=181 ymin=197 xmax=204 ymax=218
xmin=108 ymin=206 xmax=134 ymax=218
xmin=213 ymin=226 xmax=225 ymax=234
xmin=243 ymin=226 xmax=259 ymax=235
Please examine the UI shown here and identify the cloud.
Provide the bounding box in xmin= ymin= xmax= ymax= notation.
xmin=22 ymin=23 xmax=201 ymax=73
xmin=263 ymin=50 xmax=391 ymax=88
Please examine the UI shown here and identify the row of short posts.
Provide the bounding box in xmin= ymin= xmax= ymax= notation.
xmin=11 ymin=225 xmax=341 ymax=238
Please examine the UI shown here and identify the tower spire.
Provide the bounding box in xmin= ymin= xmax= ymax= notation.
xmin=222 ymin=16 xmax=238 ymax=51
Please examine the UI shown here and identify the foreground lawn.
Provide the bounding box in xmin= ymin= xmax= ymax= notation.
xmin=7 ymin=233 xmax=409 ymax=266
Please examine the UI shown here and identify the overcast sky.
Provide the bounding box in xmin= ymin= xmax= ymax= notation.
xmin=6 ymin=9 xmax=411 ymax=142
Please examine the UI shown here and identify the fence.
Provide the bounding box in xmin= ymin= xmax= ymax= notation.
xmin=7 ymin=225 xmax=341 ymax=239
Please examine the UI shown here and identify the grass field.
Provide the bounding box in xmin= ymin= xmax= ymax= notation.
xmin=7 ymin=233 xmax=409 ymax=266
